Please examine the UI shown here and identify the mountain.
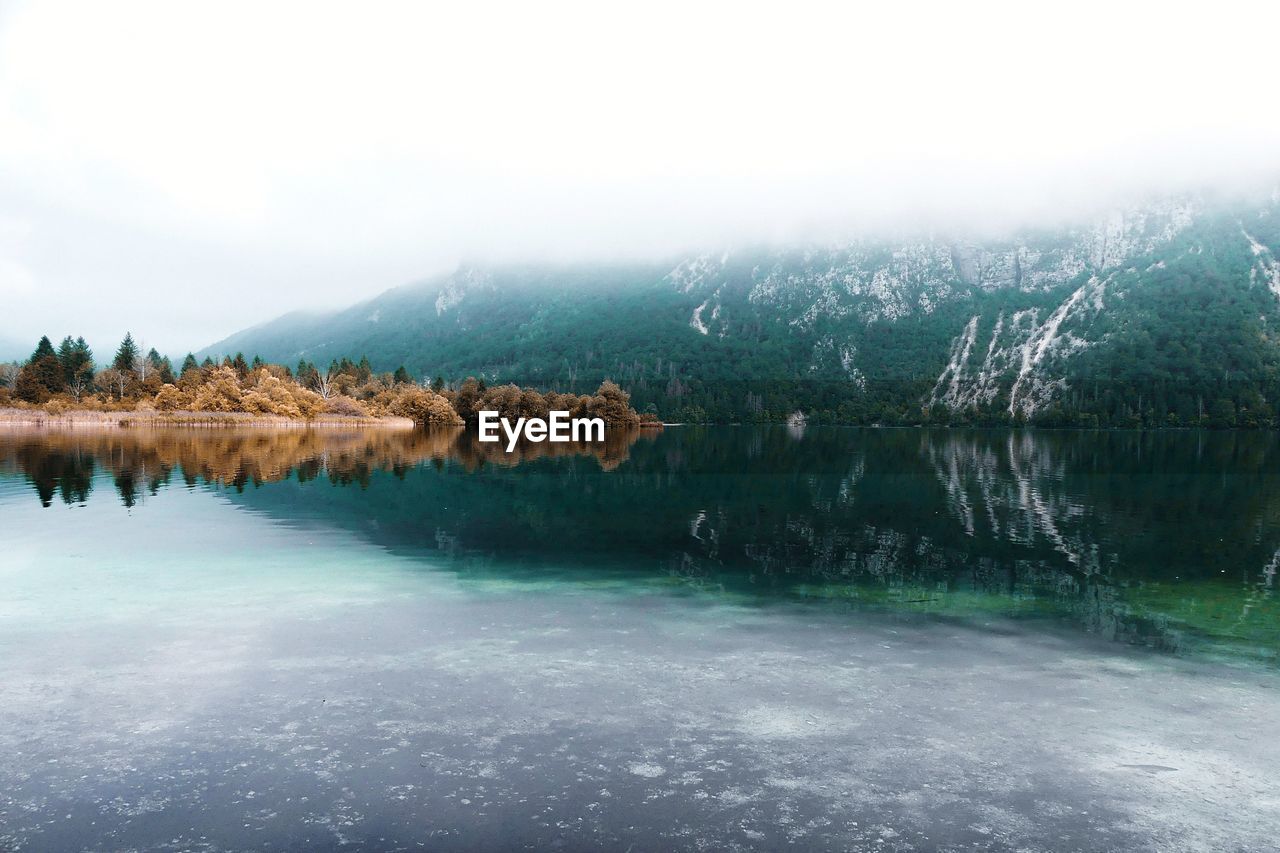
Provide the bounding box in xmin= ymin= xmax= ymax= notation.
xmin=201 ymin=189 xmax=1280 ymax=426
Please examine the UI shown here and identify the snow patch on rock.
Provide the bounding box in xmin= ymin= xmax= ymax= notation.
xmin=690 ymin=300 xmax=710 ymax=335
xmin=1241 ymin=225 xmax=1280 ymax=298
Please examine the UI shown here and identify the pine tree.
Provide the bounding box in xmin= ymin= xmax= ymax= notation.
xmin=296 ymin=360 xmax=318 ymax=388
xmin=431 ymin=375 xmax=445 ymax=393
xmin=30 ymin=336 xmax=56 ymax=363
xmin=57 ymin=336 xmax=94 ymax=398
xmin=113 ymin=333 xmax=139 ymax=373
xmin=157 ymin=355 xmax=176 ymax=384
xmin=180 ymin=353 xmax=199 ymax=376
xmin=393 ymin=365 xmax=411 ymax=385
xmin=18 ymin=336 xmax=64 ymax=400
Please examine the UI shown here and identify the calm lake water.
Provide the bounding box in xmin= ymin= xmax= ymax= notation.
xmin=1 ymin=425 xmax=1277 ymax=851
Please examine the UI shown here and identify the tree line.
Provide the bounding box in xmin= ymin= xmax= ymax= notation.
xmin=0 ymin=333 xmax=646 ymax=428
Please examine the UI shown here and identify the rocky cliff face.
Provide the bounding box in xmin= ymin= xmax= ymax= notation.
xmin=658 ymin=197 xmax=1219 ymax=416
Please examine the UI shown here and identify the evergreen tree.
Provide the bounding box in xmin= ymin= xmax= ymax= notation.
xmin=30 ymin=335 xmax=56 ymax=363
xmin=155 ymin=353 xmax=175 ymax=384
xmin=296 ymin=359 xmax=318 ymax=387
xmin=232 ymin=352 xmax=249 ymax=377
xmin=112 ymin=333 xmax=139 ymax=373
xmin=201 ymin=356 xmax=215 ymax=368
xmin=57 ymin=336 xmax=94 ymax=397
xmin=393 ymin=365 xmax=411 ymax=385
xmin=180 ymin=353 xmax=199 ymax=376
xmin=17 ymin=336 xmax=64 ymax=400
xmin=431 ymin=375 xmax=445 ymax=393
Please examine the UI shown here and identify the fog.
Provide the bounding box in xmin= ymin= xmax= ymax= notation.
xmin=2 ymin=0 xmax=1278 ymax=356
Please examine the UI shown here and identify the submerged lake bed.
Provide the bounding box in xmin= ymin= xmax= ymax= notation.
xmin=1 ymin=426 xmax=1278 ymax=851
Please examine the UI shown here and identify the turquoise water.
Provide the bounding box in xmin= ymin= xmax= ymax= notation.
xmin=1 ymin=426 xmax=1278 ymax=850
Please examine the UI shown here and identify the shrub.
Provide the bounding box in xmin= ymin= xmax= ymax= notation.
xmin=324 ymin=395 xmax=367 ymax=417
xmin=388 ymin=386 xmax=463 ymax=425
xmin=154 ymin=384 xmax=187 ymax=411
xmin=191 ymin=366 xmax=243 ymax=412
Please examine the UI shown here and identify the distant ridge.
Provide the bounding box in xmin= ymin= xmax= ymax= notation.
xmin=200 ymin=188 xmax=1280 ymax=426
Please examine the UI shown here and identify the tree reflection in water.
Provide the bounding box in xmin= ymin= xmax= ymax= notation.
xmin=0 ymin=425 xmax=650 ymax=504
xmin=1 ymin=425 xmax=1276 ymax=663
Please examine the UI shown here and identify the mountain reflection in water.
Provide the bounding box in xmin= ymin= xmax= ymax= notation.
xmin=1 ymin=425 xmax=1276 ymax=664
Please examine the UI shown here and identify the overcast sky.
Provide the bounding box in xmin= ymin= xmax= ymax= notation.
xmin=2 ymin=0 xmax=1279 ymax=357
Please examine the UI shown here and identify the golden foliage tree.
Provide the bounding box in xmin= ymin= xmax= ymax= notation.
xmin=387 ymin=386 xmax=464 ymax=425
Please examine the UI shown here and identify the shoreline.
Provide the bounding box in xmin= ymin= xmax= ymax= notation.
xmin=0 ymin=408 xmax=1271 ymax=433
xmin=0 ymin=407 xmax=416 ymax=429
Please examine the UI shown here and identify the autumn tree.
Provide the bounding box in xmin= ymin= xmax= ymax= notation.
xmin=480 ymin=383 xmax=523 ymax=419
xmin=388 ymin=386 xmax=463 ymax=426
xmin=190 ymin=366 xmax=243 ymax=411
xmin=452 ymin=376 xmax=484 ymax=422
xmin=95 ymin=367 xmax=130 ymax=399
xmin=587 ymin=380 xmax=640 ymax=427
xmin=519 ymin=387 xmax=549 ymax=419
xmin=153 ymin=384 xmax=187 ymax=411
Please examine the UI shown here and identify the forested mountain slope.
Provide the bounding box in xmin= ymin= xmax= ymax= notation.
xmin=200 ymin=190 xmax=1280 ymax=426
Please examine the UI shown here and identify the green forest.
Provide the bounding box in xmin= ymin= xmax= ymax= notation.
xmin=190 ymin=201 xmax=1280 ymax=429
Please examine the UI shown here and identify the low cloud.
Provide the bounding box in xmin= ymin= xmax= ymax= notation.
xmin=2 ymin=0 xmax=1278 ymax=355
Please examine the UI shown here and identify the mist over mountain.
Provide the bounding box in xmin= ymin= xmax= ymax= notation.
xmin=0 ymin=335 xmax=29 ymax=363
xmin=201 ymin=187 xmax=1280 ymax=426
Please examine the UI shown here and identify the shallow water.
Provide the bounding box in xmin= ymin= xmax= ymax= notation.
xmin=0 ymin=426 xmax=1277 ymax=851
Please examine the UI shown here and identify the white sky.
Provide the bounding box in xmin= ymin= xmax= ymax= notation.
xmin=2 ymin=0 xmax=1279 ymax=356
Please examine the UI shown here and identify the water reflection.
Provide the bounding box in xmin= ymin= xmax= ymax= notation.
xmin=0 ymin=425 xmax=650 ymax=505
xmin=1 ymin=425 xmax=1277 ymax=663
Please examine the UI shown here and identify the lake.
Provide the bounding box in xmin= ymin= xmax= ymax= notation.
xmin=1 ymin=425 xmax=1277 ymax=851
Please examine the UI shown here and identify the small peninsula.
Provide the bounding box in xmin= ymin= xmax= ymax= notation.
xmin=0 ymin=333 xmax=652 ymax=430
